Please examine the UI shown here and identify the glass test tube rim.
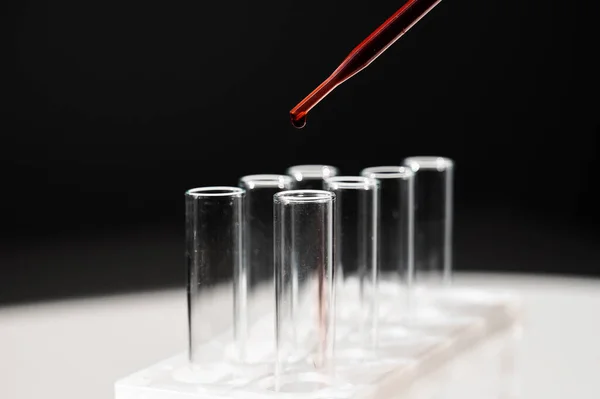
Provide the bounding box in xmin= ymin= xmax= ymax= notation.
xmin=360 ymin=166 xmax=414 ymax=179
xmin=274 ymin=189 xmax=335 ymax=204
xmin=324 ymin=175 xmax=379 ymax=190
xmin=186 ymin=186 xmax=245 ymax=197
xmin=240 ymin=174 xmax=294 ymax=189
xmin=286 ymin=165 xmax=339 ymax=180
xmin=404 ymin=156 xmax=454 ymax=172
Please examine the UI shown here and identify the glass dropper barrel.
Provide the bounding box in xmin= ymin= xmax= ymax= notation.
xmin=290 ymin=0 xmax=444 ymax=128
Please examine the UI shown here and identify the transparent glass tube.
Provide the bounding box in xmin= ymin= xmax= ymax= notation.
xmin=238 ymin=174 xmax=295 ymax=363
xmin=324 ymin=176 xmax=379 ymax=349
xmin=403 ymin=157 xmax=454 ymax=286
xmin=185 ymin=187 xmax=245 ymax=371
xmin=360 ymin=167 xmax=414 ymax=306
xmin=286 ymin=165 xmax=339 ymax=190
xmin=274 ymin=190 xmax=335 ymax=376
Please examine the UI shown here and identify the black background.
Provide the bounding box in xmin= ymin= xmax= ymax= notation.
xmin=3 ymin=0 xmax=599 ymax=304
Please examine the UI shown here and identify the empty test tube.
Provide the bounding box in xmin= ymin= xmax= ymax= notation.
xmin=238 ymin=174 xmax=295 ymax=363
xmin=361 ymin=167 xmax=414 ymax=306
xmin=287 ymin=165 xmax=339 ymax=189
xmin=185 ymin=187 xmax=244 ymax=370
xmin=274 ymin=190 xmax=335 ymax=375
xmin=403 ymin=157 xmax=454 ymax=286
xmin=325 ymin=176 xmax=379 ymax=348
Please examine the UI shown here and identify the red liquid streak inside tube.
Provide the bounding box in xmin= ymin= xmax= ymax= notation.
xmin=290 ymin=0 xmax=443 ymax=128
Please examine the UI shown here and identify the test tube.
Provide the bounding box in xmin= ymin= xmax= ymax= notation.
xmin=325 ymin=176 xmax=379 ymax=348
xmin=360 ymin=167 xmax=414 ymax=308
xmin=274 ymin=190 xmax=335 ymax=376
xmin=238 ymin=174 xmax=295 ymax=363
xmin=403 ymin=157 xmax=454 ymax=287
xmin=185 ymin=187 xmax=244 ymax=371
xmin=286 ymin=165 xmax=339 ymax=189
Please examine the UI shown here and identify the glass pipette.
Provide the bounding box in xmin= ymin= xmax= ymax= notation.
xmin=290 ymin=0 xmax=444 ymax=128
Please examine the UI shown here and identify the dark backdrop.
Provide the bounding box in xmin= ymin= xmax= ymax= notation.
xmin=3 ymin=0 xmax=599 ymax=304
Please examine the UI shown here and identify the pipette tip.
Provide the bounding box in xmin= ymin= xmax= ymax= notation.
xmin=290 ymin=112 xmax=307 ymax=129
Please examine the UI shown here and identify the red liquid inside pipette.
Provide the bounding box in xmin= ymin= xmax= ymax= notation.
xmin=290 ymin=0 xmax=443 ymax=128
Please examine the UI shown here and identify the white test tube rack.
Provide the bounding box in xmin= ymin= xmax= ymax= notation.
xmin=115 ymin=280 xmax=521 ymax=399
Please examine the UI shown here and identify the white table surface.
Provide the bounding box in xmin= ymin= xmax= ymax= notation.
xmin=1 ymin=272 xmax=600 ymax=399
